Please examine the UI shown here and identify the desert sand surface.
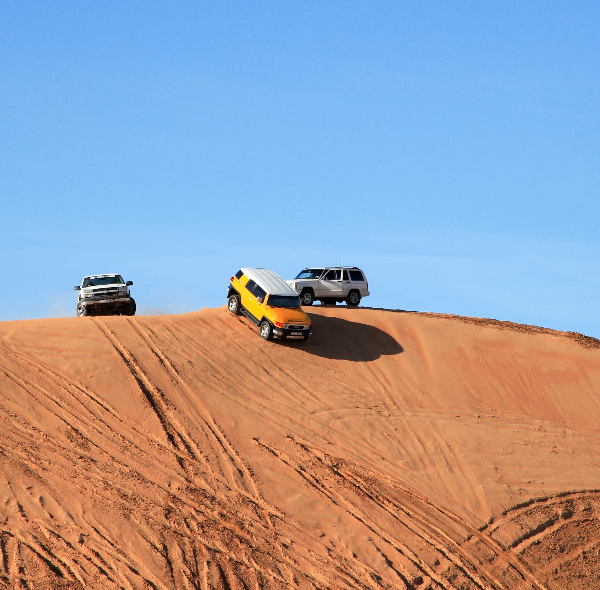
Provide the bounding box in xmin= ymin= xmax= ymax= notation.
xmin=1 ymin=306 xmax=600 ymax=589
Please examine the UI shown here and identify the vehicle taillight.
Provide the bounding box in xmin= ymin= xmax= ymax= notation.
xmin=230 ymin=277 xmax=234 ymax=282
xmin=274 ymin=321 xmax=284 ymax=328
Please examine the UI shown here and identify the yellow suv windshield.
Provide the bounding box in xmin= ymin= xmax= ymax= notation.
xmin=267 ymin=295 xmax=301 ymax=308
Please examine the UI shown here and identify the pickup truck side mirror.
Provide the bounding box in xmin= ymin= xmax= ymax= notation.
xmin=126 ymin=281 xmax=133 ymax=286
xmin=74 ymin=286 xmax=81 ymax=291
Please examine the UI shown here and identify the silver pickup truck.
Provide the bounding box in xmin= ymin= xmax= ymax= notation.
xmin=74 ymin=274 xmax=136 ymax=317
xmin=286 ymin=267 xmax=369 ymax=306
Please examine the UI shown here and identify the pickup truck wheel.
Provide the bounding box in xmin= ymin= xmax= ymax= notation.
xmin=346 ymin=290 xmax=361 ymax=306
xmin=128 ymin=298 xmax=137 ymax=316
xmin=228 ymin=294 xmax=241 ymax=315
xmin=300 ymin=289 xmax=314 ymax=306
xmin=303 ymin=333 xmax=309 ymax=341
xmin=259 ymin=320 xmax=273 ymax=341
xmin=76 ymin=302 xmax=89 ymax=317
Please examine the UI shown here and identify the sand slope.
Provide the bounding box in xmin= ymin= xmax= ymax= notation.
xmin=0 ymin=306 xmax=599 ymax=589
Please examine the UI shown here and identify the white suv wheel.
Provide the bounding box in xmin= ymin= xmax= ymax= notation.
xmin=301 ymin=290 xmax=314 ymax=306
xmin=347 ymin=291 xmax=361 ymax=306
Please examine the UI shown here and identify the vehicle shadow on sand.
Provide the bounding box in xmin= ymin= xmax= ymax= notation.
xmin=282 ymin=313 xmax=403 ymax=361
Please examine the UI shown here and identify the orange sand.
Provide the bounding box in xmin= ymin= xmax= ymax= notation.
xmin=1 ymin=306 xmax=599 ymax=589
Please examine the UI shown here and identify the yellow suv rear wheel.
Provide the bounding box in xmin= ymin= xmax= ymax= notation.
xmin=228 ymin=294 xmax=241 ymax=315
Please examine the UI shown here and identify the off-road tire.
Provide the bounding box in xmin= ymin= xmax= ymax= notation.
xmin=303 ymin=333 xmax=309 ymax=341
xmin=300 ymin=289 xmax=314 ymax=306
xmin=128 ymin=298 xmax=137 ymax=316
xmin=346 ymin=290 xmax=361 ymax=306
xmin=76 ymin=302 xmax=89 ymax=317
xmin=260 ymin=320 xmax=273 ymax=341
xmin=228 ymin=294 xmax=241 ymax=315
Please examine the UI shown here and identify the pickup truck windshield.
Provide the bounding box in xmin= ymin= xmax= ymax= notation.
xmin=295 ymin=269 xmax=323 ymax=279
xmin=83 ymin=275 xmax=124 ymax=287
xmin=267 ymin=295 xmax=301 ymax=308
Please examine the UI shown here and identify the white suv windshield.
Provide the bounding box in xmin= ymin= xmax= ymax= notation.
xmin=83 ymin=276 xmax=124 ymax=287
xmin=295 ymin=269 xmax=323 ymax=279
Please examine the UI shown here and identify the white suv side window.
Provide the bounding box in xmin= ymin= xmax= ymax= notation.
xmin=349 ymin=270 xmax=364 ymax=282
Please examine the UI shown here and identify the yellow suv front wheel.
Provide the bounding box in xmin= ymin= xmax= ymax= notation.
xmin=260 ymin=320 xmax=273 ymax=340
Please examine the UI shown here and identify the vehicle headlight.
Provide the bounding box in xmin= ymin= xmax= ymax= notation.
xmin=82 ymin=292 xmax=93 ymax=298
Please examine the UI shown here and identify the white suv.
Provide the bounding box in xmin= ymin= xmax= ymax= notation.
xmin=286 ymin=267 xmax=369 ymax=306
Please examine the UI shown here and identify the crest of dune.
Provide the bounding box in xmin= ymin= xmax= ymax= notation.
xmin=0 ymin=306 xmax=599 ymax=589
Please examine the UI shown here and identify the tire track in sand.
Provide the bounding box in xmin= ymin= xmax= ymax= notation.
xmin=92 ymin=318 xmax=206 ymax=474
xmin=126 ymin=317 xmax=276 ymax=517
xmin=255 ymin=436 xmax=551 ymax=590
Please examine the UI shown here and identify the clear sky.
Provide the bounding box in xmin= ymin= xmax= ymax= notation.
xmin=1 ymin=1 xmax=599 ymax=336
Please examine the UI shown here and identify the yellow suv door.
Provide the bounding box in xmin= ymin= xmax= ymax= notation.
xmin=242 ymin=279 xmax=265 ymax=322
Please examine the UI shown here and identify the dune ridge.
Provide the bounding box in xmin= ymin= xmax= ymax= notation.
xmin=0 ymin=306 xmax=599 ymax=589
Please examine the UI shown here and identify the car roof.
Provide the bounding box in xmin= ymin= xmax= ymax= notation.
xmin=83 ymin=274 xmax=121 ymax=279
xmin=241 ymin=268 xmax=298 ymax=296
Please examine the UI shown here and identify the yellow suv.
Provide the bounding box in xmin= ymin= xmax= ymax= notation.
xmin=227 ymin=268 xmax=312 ymax=341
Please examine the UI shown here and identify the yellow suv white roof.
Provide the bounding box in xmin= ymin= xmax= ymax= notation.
xmin=241 ymin=268 xmax=298 ymax=297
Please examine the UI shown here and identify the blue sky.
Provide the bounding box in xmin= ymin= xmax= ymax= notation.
xmin=1 ymin=1 xmax=599 ymax=336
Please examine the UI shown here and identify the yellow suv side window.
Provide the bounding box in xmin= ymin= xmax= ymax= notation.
xmin=243 ymin=279 xmax=266 ymax=320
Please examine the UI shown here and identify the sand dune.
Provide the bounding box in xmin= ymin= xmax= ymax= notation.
xmin=0 ymin=306 xmax=599 ymax=589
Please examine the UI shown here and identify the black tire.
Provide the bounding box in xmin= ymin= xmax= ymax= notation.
xmin=300 ymin=289 xmax=314 ymax=306
xmin=346 ymin=290 xmax=361 ymax=306
xmin=259 ymin=320 xmax=273 ymax=341
xmin=303 ymin=333 xmax=309 ymax=341
xmin=76 ymin=301 xmax=89 ymax=317
xmin=128 ymin=298 xmax=137 ymax=316
xmin=228 ymin=294 xmax=241 ymax=315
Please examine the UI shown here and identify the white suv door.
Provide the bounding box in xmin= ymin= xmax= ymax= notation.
xmin=341 ymin=269 xmax=352 ymax=296
xmin=319 ymin=268 xmax=343 ymax=298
